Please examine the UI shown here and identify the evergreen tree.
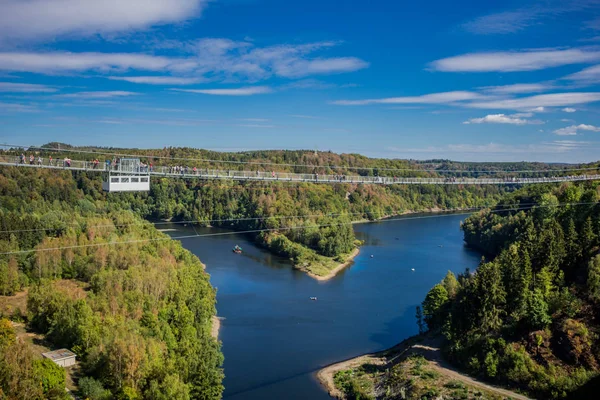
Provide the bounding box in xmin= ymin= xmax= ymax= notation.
xmin=415 ymin=306 xmax=425 ymax=335
xmin=581 ymin=217 xmax=596 ymax=256
xmin=587 ymin=255 xmax=600 ymax=303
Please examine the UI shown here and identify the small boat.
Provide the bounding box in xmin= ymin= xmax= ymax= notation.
xmin=310 ymin=297 xmax=317 ymax=301
xmin=233 ymin=245 xmax=242 ymax=254
xmin=411 ymin=268 xmax=415 ymax=271
xmin=370 ymin=255 xmax=374 ymax=258
xmin=438 ymin=245 xmax=443 ymax=248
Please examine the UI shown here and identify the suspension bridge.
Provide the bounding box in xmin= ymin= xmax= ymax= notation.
xmin=1 ymin=154 xmax=599 ymax=192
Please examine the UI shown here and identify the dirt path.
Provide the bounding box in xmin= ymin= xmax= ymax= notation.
xmin=317 ymin=337 xmax=533 ymax=400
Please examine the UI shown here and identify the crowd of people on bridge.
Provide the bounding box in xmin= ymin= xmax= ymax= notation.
xmin=8 ymin=153 xmax=600 ymax=184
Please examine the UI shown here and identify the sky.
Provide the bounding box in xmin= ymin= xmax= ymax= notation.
xmin=2 ymin=1 xmax=600 ymax=162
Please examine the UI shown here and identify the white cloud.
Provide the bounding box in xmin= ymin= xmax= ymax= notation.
xmin=511 ymin=112 xmax=533 ymax=118
xmin=333 ymin=91 xmax=600 ymax=111
xmin=171 ymin=86 xmax=272 ymax=96
xmin=0 ymin=40 xmax=368 ymax=81
xmin=562 ymin=107 xmax=577 ymax=112
xmin=236 ymin=124 xmax=275 ymax=128
xmin=430 ymin=48 xmax=600 ymax=72
xmin=467 ymin=93 xmax=600 ymax=110
xmin=60 ymin=91 xmax=138 ymax=98
xmin=0 ymin=82 xmax=57 ymax=92
xmin=463 ymin=113 xmax=542 ymax=125
xmin=0 ymin=52 xmax=176 ymax=74
xmin=564 ymin=64 xmax=600 ymax=82
xmin=554 ymin=124 xmax=600 ymax=135
xmin=108 ymin=76 xmax=205 ymax=85
xmin=0 ymin=101 xmax=39 ymax=113
xmin=462 ymin=2 xmax=600 ymax=35
xmin=0 ymin=0 xmax=207 ymax=42
xmin=479 ymin=83 xmax=553 ymax=94
xmin=332 ymin=91 xmax=485 ymax=106
xmin=528 ymin=106 xmax=547 ymax=112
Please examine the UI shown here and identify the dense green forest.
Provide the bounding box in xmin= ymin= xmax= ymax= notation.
xmin=420 ymin=181 xmax=600 ymax=398
xmin=0 ymin=167 xmax=223 ymax=399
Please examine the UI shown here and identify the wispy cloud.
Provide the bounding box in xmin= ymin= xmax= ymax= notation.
xmin=288 ymin=114 xmax=321 ymax=119
xmin=462 ymin=2 xmax=600 ymax=34
xmin=333 ymin=90 xmax=600 ymax=111
xmin=0 ymin=82 xmax=58 ymax=93
xmin=0 ymin=0 xmax=208 ymax=43
xmin=332 ymin=91 xmax=485 ymax=106
xmin=0 ymin=40 xmax=368 ymax=82
xmin=564 ymin=64 xmax=600 ymax=83
xmin=238 ymin=118 xmax=270 ymax=122
xmin=0 ymin=101 xmax=39 ymax=113
xmin=463 ymin=113 xmax=542 ymax=125
xmin=236 ymin=124 xmax=275 ymax=128
xmin=0 ymin=52 xmax=177 ymax=74
xmin=171 ymin=86 xmax=272 ymax=96
xmin=478 ymin=83 xmax=554 ymax=94
xmin=108 ymin=76 xmax=205 ymax=85
xmin=430 ymin=48 xmax=600 ymax=72
xmin=467 ymin=92 xmax=600 ymax=110
xmin=554 ymin=124 xmax=600 ymax=135
xmin=562 ymin=107 xmax=577 ymax=112
xmin=60 ymin=91 xmax=139 ymax=98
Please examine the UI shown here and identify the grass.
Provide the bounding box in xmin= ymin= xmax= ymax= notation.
xmin=333 ymin=354 xmax=511 ymax=400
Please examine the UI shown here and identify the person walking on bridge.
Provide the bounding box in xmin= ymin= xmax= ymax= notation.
xmin=20 ymin=154 xmax=25 ymax=164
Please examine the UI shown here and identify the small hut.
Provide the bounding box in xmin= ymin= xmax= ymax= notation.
xmin=42 ymin=349 xmax=77 ymax=367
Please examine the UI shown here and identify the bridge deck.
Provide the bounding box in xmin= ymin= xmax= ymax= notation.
xmin=1 ymin=156 xmax=598 ymax=185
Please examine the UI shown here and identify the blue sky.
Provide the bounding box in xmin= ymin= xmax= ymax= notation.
xmin=2 ymin=0 xmax=600 ymax=162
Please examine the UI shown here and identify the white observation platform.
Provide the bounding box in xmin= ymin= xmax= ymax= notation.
xmin=102 ymin=158 xmax=150 ymax=192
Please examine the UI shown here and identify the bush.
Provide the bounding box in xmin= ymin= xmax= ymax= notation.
xmin=32 ymin=358 xmax=66 ymax=395
xmin=78 ymin=377 xmax=112 ymax=400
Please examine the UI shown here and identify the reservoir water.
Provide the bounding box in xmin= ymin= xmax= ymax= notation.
xmin=167 ymin=214 xmax=481 ymax=399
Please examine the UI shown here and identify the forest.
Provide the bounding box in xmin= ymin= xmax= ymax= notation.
xmin=0 ymin=167 xmax=223 ymax=399
xmin=421 ymin=181 xmax=600 ymax=398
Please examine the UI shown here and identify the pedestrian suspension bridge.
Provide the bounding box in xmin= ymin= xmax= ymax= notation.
xmin=1 ymin=155 xmax=598 ymax=193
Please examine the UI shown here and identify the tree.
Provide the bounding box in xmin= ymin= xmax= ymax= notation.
xmin=476 ymin=262 xmax=506 ymax=333
xmin=588 ymin=255 xmax=600 ymax=303
xmin=32 ymin=358 xmax=66 ymax=397
xmin=78 ymin=377 xmax=112 ymax=400
xmin=581 ymin=217 xmax=596 ymax=256
xmin=422 ymin=284 xmax=448 ymax=330
xmin=442 ymin=271 xmax=459 ymax=299
xmin=525 ymin=290 xmax=551 ymax=331
xmin=415 ymin=306 xmax=425 ymax=335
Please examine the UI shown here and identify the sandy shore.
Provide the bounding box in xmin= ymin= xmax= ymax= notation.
xmin=211 ymin=316 xmax=221 ymax=339
xmin=307 ymin=247 xmax=360 ymax=282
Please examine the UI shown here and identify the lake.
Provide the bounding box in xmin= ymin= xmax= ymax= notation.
xmin=166 ymin=214 xmax=481 ymax=399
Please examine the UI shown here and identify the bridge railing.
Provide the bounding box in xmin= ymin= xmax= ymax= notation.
xmin=2 ymin=154 xmax=600 ymax=185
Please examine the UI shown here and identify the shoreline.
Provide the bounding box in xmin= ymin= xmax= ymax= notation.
xmin=211 ymin=316 xmax=221 ymax=340
xmin=316 ymin=334 xmax=532 ymax=400
xmin=307 ymin=247 xmax=360 ymax=282
xmin=316 ymin=335 xmax=418 ymax=399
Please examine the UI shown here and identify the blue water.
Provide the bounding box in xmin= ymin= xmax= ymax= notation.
xmin=167 ymin=214 xmax=481 ymax=399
